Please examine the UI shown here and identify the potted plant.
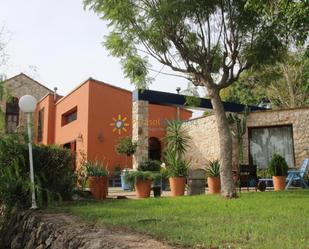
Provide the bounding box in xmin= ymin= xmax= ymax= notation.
xmin=206 ymin=159 xmax=221 ymax=194
xmin=268 ymin=154 xmax=288 ymax=191
xmin=85 ymin=160 xmax=108 ymax=200
xmin=165 ymin=121 xmax=190 ymax=155
xmin=138 ymin=160 xmax=162 ymax=197
xmin=164 ymin=120 xmax=191 ymax=196
xmin=116 ymin=136 xmax=137 ymax=168
xmin=125 ymin=171 xmax=160 ymax=198
xmin=116 ymin=137 xmax=137 ymax=190
xmin=165 ymin=149 xmax=189 ymax=196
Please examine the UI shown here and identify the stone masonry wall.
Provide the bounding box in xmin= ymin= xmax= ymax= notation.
xmin=243 ymin=107 xmax=309 ymax=167
xmin=1 ymin=73 xmax=53 ymax=130
xmin=183 ymin=115 xmax=221 ymax=169
xmin=132 ymin=100 xmax=149 ymax=169
xmin=183 ymin=107 xmax=309 ymax=169
xmin=1 ymin=210 xmax=175 ymax=249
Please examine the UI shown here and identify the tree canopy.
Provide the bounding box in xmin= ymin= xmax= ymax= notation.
xmin=85 ymin=0 xmax=289 ymax=88
xmin=222 ymin=51 xmax=309 ymax=108
xmin=84 ymin=0 xmax=309 ymax=197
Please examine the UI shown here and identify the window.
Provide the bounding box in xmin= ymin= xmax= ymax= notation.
xmin=249 ymin=125 xmax=295 ymax=169
xmin=37 ymin=108 xmax=44 ymax=142
xmin=5 ymin=97 xmax=19 ymax=133
xmin=66 ymin=111 xmax=77 ymax=123
xmin=62 ymin=107 xmax=77 ymax=126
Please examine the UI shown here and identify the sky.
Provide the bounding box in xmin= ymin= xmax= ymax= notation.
xmin=0 ymin=0 xmax=194 ymax=97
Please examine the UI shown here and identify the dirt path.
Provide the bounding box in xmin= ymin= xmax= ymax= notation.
xmin=4 ymin=211 xmax=182 ymax=249
xmin=45 ymin=212 xmax=179 ymax=249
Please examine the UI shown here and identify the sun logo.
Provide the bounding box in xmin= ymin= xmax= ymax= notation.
xmin=110 ymin=114 xmax=129 ymax=135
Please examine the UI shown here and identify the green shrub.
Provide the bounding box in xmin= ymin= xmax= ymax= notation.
xmin=31 ymin=145 xmax=76 ymax=204
xmin=165 ymin=149 xmax=189 ymax=177
xmin=268 ymin=154 xmax=289 ymax=176
xmin=0 ymin=161 xmax=31 ymax=209
xmin=125 ymin=171 xmax=161 ymax=185
xmin=257 ymin=168 xmax=272 ymax=178
xmin=116 ymin=136 xmax=137 ymax=155
xmin=206 ymin=159 xmax=220 ymax=177
xmin=0 ymin=134 xmax=76 ymax=208
xmin=85 ymin=160 xmax=108 ymax=177
xmin=138 ymin=160 xmax=161 ymax=172
xmin=115 ymin=136 xmax=137 ymax=167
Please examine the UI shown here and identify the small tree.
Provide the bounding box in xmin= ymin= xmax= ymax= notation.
xmin=268 ymin=154 xmax=288 ymax=177
xmin=116 ymin=136 xmax=137 ymax=168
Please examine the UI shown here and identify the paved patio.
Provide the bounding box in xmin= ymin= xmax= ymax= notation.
xmin=107 ymin=187 xmax=174 ymax=199
xmin=106 ymin=187 xmax=270 ymax=199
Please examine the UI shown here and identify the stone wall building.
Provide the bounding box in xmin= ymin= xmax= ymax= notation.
xmin=1 ymin=73 xmax=54 ymax=133
xmin=183 ymin=107 xmax=309 ymax=170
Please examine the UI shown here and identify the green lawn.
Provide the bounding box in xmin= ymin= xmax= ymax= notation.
xmin=56 ymin=190 xmax=309 ymax=249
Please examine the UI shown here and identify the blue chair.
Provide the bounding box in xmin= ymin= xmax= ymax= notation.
xmin=285 ymin=158 xmax=309 ymax=190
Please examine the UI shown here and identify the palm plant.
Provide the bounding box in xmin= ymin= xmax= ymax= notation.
xmin=165 ymin=120 xmax=190 ymax=158
xmin=165 ymin=149 xmax=189 ymax=177
xmin=206 ymin=159 xmax=221 ymax=177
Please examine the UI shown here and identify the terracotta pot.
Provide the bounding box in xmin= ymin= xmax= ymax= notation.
xmin=272 ymin=176 xmax=286 ymax=191
xmin=207 ymin=176 xmax=221 ymax=194
xmin=169 ymin=177 xmax=186 ymax=196
xmin=135 ymin=180 xmax=152 ymax=198
xmin=88 ymin=176 xmax=108 ymax=200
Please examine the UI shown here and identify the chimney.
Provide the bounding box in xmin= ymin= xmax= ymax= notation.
xmin=53 ymin=87 xmax=58 ymax=102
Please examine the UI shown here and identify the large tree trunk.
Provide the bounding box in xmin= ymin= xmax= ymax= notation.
xmin=208 ymin=87 xmax=236 ymax=198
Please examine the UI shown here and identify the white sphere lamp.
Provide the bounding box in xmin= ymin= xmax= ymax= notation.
xmin=18 ymin=95 xmax=37 ymax=113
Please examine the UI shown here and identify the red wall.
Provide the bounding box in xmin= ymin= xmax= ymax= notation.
xmin=35 ymin=94 xmax=56 ymax=145
xmin=54 ymin=82 xmax=90 ymax=168
xmin=87 ymin=79 xmax=191 ymax=173
xmin=36 ymin=79 xmax=192 ymax=173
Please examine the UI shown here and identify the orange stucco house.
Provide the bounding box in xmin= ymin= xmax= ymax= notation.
xmin=36 ymin=78 xmax=191 ymax=173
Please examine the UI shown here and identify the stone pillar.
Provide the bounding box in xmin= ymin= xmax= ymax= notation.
xmin=132 ymin=100 xmax=149 ymax=169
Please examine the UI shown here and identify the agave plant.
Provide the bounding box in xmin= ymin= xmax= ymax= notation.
xmin=206 ymin=159 xmax=220 ymax=177
xmin=165 ymin=120 xmax=190 ymax=158
xmin=165 ymin=149 xmax=189 ymax=177
xmin=85 ymin=160 xmax=108 ymax=177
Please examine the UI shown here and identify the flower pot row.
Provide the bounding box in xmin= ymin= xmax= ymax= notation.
xmin=134 ymin=176 xmax=222 ymax=198
xmin=87 ymin=173 xmax=286 ymax=200
xmin=133 ymin=176 xmax=186 ymax=198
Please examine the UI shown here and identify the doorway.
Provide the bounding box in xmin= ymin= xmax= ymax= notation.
xmin=149 ymin=137 xmax=161 ymax=161
xmin=63 ymin=141 xmax=77 ymax=170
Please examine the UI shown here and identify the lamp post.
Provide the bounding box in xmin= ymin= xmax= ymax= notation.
xmin=18 ymin=95 xmax=38 ymax=209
